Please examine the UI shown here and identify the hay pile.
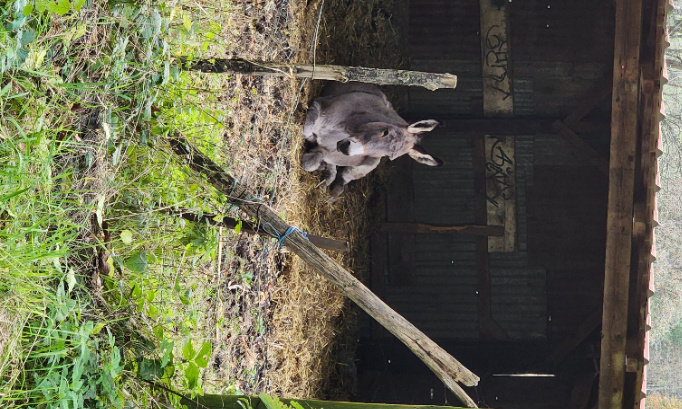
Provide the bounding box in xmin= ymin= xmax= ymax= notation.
xmin=204 ymin=0 xmax=406 ymax=398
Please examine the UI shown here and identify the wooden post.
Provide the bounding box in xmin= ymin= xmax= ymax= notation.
xmin=598 ymin=0 xmax=642 ymax=408
xmin=479 ymin=1 xmax=517 ymax=253
xmin=178 ymin=58 xmax=457 ymax=91
xmin=168 ymin=135 xmax=480 ymax=408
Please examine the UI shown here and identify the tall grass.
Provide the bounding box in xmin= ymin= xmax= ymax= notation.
xmin=0 ymin=0 xmax=227 ymax=407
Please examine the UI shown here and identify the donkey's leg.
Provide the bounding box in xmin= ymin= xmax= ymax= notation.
xmin=301 ymin=146 xmax=327 ymax=172
xmin=322 ymin=163 xmax=338 ymax=186
xmin=302 ymin=101 xmax=322 ymax=142
xmin=329 ymin=157 xmax=381 ymax=197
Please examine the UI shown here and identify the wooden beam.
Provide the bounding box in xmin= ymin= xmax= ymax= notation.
xmin=538 ymin=307 xmax=603 ymax=370
xmin=563 ymin=78 xmax=614 ymax=128
xmin=598 ymin=1 xmax=642 ymax=409
xmin=381 ymin=222 xmax=504 ymax=236
xmin=178 ymin=58 xmax=457 ymax=91
xmin=552 ymin=120 xmax=610 ymax=175
xmin=168 ymin=135 xmax=480 ymax=407
xmin=434 ymin=118 xmax=610 ymax=136
xmin=567 ymin=373 xmax=598 ymax=409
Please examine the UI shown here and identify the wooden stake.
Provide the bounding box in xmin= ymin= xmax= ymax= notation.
xmin=178 ymin=57 xmax=457 ymax=91
xmin=168 ymin=135 xmax=480 ymax=407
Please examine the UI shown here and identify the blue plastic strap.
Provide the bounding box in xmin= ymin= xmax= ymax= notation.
xmin=262 ymin=223 xmax=308 ymax=247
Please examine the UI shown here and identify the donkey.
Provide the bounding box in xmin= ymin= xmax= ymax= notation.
xmin=301 ymin=82 xmax=442 ymax=197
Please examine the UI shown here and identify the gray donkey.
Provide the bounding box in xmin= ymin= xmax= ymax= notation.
xmin=301 ymin=83 xmax=442 ymax=198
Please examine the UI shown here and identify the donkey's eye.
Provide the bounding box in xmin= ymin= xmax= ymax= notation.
xmin=381 ymin=129 xmax=390 ymax=138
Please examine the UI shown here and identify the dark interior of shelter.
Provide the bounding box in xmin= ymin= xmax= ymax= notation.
xmin=352 ymin=0 xmax=662 ymax=408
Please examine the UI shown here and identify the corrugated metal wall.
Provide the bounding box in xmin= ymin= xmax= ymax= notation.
xmin=406 ymin=0 xmax=614 ymax=118
xmin=370 ymin=0 xmax=611 ymax=342
xmin=383 ymin=132 xmax=548 ymax=340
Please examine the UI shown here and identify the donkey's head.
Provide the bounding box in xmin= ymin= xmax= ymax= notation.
xmin=336 ymin=119 xmax=442 ymax=166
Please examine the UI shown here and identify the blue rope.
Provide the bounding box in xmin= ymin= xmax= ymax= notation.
xmin=261 ymin=222 xmax=308 ymax=247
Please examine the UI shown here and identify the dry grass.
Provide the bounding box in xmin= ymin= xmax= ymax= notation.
xmin=157 ymin=0 xmax=407 ymax=398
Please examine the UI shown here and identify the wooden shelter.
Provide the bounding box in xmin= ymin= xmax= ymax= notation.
xmin=358 ymin=1 xmax=669 ymax=408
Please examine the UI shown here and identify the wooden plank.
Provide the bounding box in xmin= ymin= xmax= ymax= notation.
xmin=567 ymin=373 xmax=598 ymax=409
xmin=480 ymin=0 xmax=516 ymax=253
xmin=539 ymin=307 xmax=603 ymax=369
xmin=168 ymin=135 xmax=480 ymax=407
xmin=434 ymin=118 xmax=611 ymax=135
xmin=479 ymin=2 xmax=513 ymax=116
xmin=382 ymin=222 xmax=504 ymax=236
xmin=552 ymin=120 xmax=610 ymax=175
xmin=484 ymin=135 xmax=517 ymax=252
xmin=563 ymin=78 xmax=614 ymax=127
xmin=598 ymin=0 xmax=642 ymax=408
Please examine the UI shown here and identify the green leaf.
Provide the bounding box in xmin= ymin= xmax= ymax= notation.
xmin=179 ymin=288 xmax=191 ymax=305
xmin=20 ymin=29 xmax=35 ymax=46
xmin=182 ymin=339 xmax=195 ymax=361
xmin=124 ymin=251 xmax=147 ymax=273
xmin=182 ymin=13 xmax=192 ymax=32
xmin=139 ymin=358 xmax=164 ymax=381
xmin=91 ymin=322 xmax=106 ymax=335
xmin=95 ymin=194 xmax=105 ymax=228
xmin=66 ymin=269 xmax=77 ymax=293
xmin=72 ymin=0 xmax=85 ymax=12
xmin=234 ymin=219 xmax=242 ymax=234
xmin=194 ymin=342 xmax=212 ymax=368
xmin=45 ymin=0 xmax=72 ymax=15
xmin=184 ymin=362 xmax=199 ymax=389
xmin=153 ymin=325 xmax=164 ymax=340
xmin=23 ymin=3 xmax=33 ymax=15
xmin=120 ymin=230 xmax=133 ymax=244
xmin=259 ymin=394 xmax=291 ymax=409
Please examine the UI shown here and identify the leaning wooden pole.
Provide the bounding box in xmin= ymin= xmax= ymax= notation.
xmin=177 ymin=57 xmax=457 ymax=91
xmin=168 ymin=135 xmax=479 ymax=408
xmin=163 ymin=207 xmax=349 ymax=253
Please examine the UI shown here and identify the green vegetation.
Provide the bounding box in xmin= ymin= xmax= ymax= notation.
xmin=0 ymin=0 xmax=236 ymax=407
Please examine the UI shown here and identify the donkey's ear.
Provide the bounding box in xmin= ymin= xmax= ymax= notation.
xmin=407 ymin=119 xmax=439 ymax=134
xmin=408 ymin=145 xmax=443 ymax=167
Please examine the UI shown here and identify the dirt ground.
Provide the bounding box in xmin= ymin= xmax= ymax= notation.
xmin=203 ymin=0 xmax=407 ymax=399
